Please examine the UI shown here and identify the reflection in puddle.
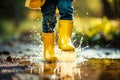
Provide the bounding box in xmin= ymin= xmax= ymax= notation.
xmin=54 ymin=62 xmax=81 ymax=80
xmin=28 ymin=62 xmax=81 ymax=80
xmin=23 ymin=58 xmax=120 ymax=80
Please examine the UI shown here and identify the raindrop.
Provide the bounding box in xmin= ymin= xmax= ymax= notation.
xmin=86 ymin=12 xmax=89 ymax=15
xmin=36 ymin=18 xmax=39 ymax=21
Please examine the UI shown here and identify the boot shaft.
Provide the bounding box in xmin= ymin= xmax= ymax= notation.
xmin=42 ymin=32 xmax=55 ymax=48
xmin=59 ymin=20 xmax=73 ymax=38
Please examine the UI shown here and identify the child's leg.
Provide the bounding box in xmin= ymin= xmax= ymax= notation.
xmin=57 ymin=0 xmax=73 ymax=20
xmin=41 ymin=0 xmax=57 ymax=33
xmin=57 ymin=0 xmax=75 ymax=51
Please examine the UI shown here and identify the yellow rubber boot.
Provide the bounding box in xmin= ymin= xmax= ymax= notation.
xmin=58 ymin=20 xmax=75 ymax=51
xmin=42 ymin=32 xmax=57 ymax=61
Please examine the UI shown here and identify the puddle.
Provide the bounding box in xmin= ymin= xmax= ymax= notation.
xmin=0 ymin=43 xmax=120 ymax=80
xmin=0 ymin=53 xmax=120 ymax=80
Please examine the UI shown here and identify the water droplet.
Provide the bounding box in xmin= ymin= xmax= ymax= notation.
xmin=36 ymin=18 xmax=39 ymax=21
xmin=86 ymin=12 xmax=89 ymax=15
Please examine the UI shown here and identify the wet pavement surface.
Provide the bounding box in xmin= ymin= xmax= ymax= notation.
xmin=0 ymin=42 xmax=120 ymax=80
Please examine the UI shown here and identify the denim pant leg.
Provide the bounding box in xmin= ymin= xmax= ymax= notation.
xmin=41 ymin=0 xmax=57 ymax=33
xmin=57 ymin=0 xmax=73 ymax=20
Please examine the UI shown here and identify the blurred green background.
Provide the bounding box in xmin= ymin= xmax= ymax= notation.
xmin=0 ymin=0 xmax=120 ymax=48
